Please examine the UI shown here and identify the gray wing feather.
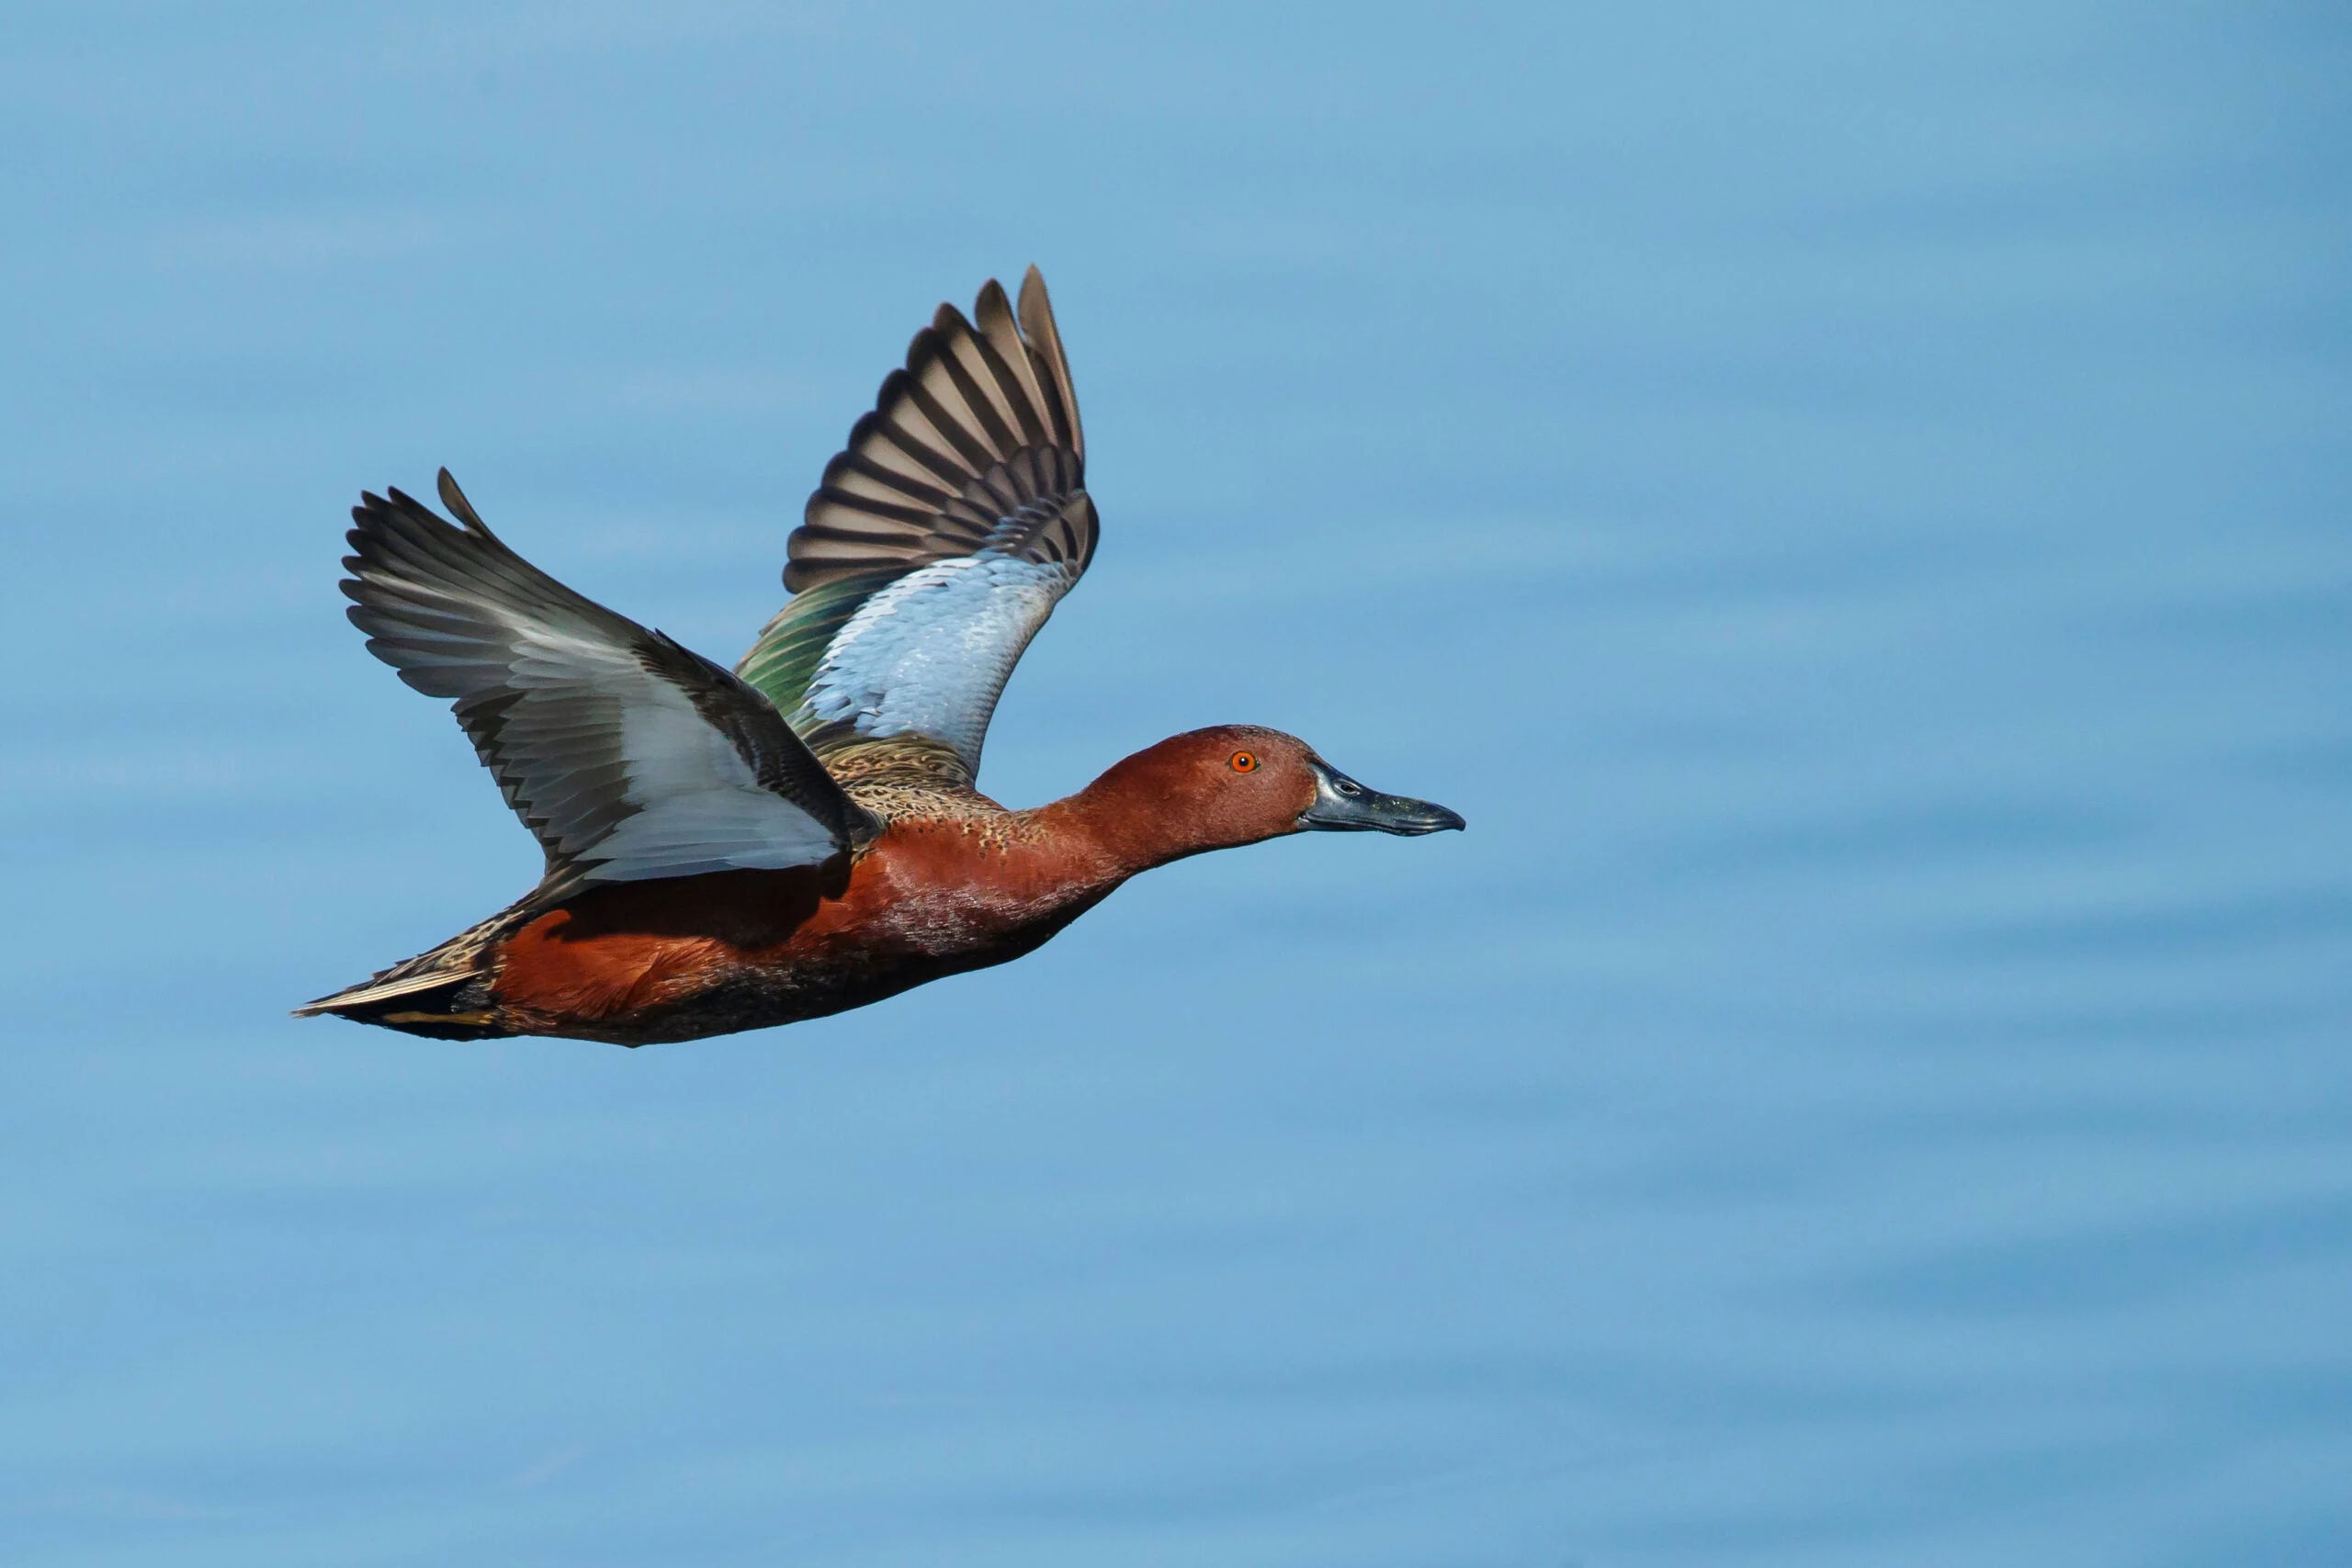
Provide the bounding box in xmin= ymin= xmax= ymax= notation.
xmin=345 ymin=474 xmax=874 ymax=897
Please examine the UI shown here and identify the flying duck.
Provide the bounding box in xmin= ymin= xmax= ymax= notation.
xmin=298 ymin=269 xmax=1462 ymax=1044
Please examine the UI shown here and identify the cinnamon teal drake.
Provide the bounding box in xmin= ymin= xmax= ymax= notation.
xmin=298 ymin=269 xmax=1464 ymax=1044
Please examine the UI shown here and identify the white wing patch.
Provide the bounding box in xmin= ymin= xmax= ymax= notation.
xmin=590 ymin=688 xmax=842 ymax=881
xmin=797 ymin=553 xmax=1078 ymax=773
xmin=474 ymin=613 xmax=842 ymax=884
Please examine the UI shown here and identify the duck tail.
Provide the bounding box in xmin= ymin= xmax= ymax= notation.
xmin=295 ymin=969 xmax=510 ymax=1040
xmin=295 ymin=901 xmax=528 ymax=1040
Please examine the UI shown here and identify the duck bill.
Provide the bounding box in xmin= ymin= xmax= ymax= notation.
xmin=1298 ymin=757 xmax=1465 ymax=836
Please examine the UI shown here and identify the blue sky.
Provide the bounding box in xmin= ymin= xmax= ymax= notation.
xmin=2 ymin=4 xmax=2347 ymax=1564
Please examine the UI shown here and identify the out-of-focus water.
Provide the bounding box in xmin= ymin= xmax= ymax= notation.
xmin=1 ymin=4 xmax=2346 ymax=1563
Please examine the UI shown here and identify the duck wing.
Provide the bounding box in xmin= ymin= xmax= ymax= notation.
xmin=735 ymin=267 xmax=1097 ymax=784
xmin=344 ymin=473 xmax=876 ymax=901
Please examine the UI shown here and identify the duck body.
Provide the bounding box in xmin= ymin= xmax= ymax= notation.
xmin=405 ymin=835 xmax=1114 ymax=1048
xmin=431 ymin=843 xmax=1105 ymax=1049
xmin=317 ymin=725 xmax=1456 ymax=1045
xmin=357 ymin=770 xmax=1114 ymax=1047
xmin=300 ymin=271 xmax=1460 ymax=1045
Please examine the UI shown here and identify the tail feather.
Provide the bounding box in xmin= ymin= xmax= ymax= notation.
xmin=296 ymin=897 xmax=534 ymax=1040
xmin=297 ymin=971 xmax=510 ymax=1041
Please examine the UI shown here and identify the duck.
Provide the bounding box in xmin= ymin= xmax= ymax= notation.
xmin=297 ymin=269 xmax=1463 ymax=1045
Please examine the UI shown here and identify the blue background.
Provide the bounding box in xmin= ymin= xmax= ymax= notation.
xmin=3 ymin=4 xmax=2346 ymax=1563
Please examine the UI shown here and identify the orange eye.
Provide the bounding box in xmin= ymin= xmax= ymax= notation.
xmin=1229 ymin=750 xmax=1259 ymax=773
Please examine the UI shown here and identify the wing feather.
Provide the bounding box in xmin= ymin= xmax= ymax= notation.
xmin=345 ymin=477 xmax=875 ymax=898
xmin=737 ymin=267 xmax=1098 ymax=781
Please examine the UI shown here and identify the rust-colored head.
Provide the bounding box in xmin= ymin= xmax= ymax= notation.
xmin=1074 ymin=725 xmax=1464 ymax=872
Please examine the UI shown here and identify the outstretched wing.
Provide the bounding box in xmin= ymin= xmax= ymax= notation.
xmin=735 ymin=266 xmax=1096 ymax=782
xmin=345 ymin=472 xmax=876 ymax=900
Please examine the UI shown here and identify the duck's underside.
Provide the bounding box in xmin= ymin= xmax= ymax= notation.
xmin=304 ymin=952 xmax=952 ymax=1046
xmin=298 ymin=860 xmax=1111 ymax=1046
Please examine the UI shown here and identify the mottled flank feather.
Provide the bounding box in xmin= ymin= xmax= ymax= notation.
xmin=821 ymin=736 xmax=1010 ymax=829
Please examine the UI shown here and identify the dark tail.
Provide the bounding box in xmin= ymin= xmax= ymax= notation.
xmin=296 ymin=971 xmax=513 ymax=1040
xmin=295 ymin=899 xmax=534 ymax=1040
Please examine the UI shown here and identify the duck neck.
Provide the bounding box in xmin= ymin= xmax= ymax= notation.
xmin=1028 ymin=753 xmax=1229 ymax=886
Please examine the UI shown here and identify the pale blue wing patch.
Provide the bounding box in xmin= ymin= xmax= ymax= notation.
xmin=797 ymin=553 xmax=1080 ymax=773
xmin=737 ymin=269 xmax=1098 ymax=777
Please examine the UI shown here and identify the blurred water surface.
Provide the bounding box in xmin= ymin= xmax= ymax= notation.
xmin=1 ymin=4 xmax=2346 ymax=1564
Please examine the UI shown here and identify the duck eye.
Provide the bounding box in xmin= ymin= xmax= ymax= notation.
xmin=1229 ymin=751 xmax=1258 ymax=773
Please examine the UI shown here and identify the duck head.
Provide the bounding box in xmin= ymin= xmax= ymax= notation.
xmin=1075 ymin=725 xmax=1464 ymax=869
